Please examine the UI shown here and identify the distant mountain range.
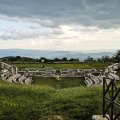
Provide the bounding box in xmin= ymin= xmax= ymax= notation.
xmin=0 ymin=49 xmax=115 ymax=61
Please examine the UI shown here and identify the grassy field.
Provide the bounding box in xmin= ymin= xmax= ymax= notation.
xmin=0 ymin=62 xmax=118 ymax=120
xmin=33 ymin=77 xmax=85 ymax=89
xmin=14 ymin=62 xmax=111 ymax=70
xmin=0 ymin=79 xmax=102 ymax=120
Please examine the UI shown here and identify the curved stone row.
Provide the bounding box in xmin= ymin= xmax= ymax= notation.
xmin=85 ymin=63 xmax=120 ymax=86
xmin=0 ymin=62 xmax=33 ymax=85
xmin=19 ymin=67 xmax=97 ymax=77
xmin=85 ymin=73 xmax=103 ymax=86
xmin=105 ymin=63 xmax=120 ymax=73
xmin=1 ymin=62 xmax=120 ymax=86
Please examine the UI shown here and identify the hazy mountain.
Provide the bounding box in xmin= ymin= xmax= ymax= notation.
xmin=0 ymin=49 xmax=114 ymax=61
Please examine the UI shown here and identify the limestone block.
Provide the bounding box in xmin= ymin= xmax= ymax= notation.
xmin=18 ymin=75 xmax=27 ymax=84
xmin=7 ymin=75 xmax=14 ymax=82
xmin=25 ymin=77 xmax=33 ymax=85
xmin=92 ymin=115 xmax=107 ymax=120
xmin=85 ymin=77 xmax=94 ymax=86
xmin=108 ymin=73 xmax=119 ymax=81
xmin=12 ymin=74 xmax=21 ymax=83
xmin=94 ymin=77 xmax=100 ymax=85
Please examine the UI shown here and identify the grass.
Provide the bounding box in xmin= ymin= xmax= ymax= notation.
xmin=14 ymin=62 xmax=111 ymax=70
xmin=86 ymin=62 xmax=111 ymax=70
xmin=0 ymin=79 xmax=102 ymax=120
xmin=33 ymin=77 xmax=85 ymax=89
xmin=0 ymin=62 xmax=114 ymax=119
xmin=49 ymin=87 xmax=102 ymax=120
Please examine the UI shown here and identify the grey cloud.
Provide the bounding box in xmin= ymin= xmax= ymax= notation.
xmin=52 ymin=28 xmax=64 ymax=35
xmin=0 ymin=0 xmax=120 ymax=28
xmin=0 ymin=26 xmax=64 ymax=40
xmin=0 ymin=27 xmax=42 ymax=40
xmin=29 ymin=24 xmax=41 ymax=29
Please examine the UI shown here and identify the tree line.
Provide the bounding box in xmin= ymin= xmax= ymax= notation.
xmin=0 ymin=56 xmax=79 ymax=63
xmin=0 ymin=50 xmax=120 ymax=63
xmin=84 ymin=50 xmax=120 ymax=63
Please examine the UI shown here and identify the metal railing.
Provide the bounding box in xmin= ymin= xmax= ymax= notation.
xmin=103 ymin=77 xmax=120 ymax=120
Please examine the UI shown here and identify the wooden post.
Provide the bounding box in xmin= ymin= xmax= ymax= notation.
xmin=103 ymin=77 xmax=106 ymax=118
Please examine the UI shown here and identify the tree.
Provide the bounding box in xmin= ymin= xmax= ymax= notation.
xmin=69 ymin=58 xmax=79 ymax=63
xmin=15 ymin=56 xmax=21 ymax=60
xmin=61 ymin=57 xmax=68 ymax=62
xmin=114 ymin=50 xmax=120 ymax=62
xmin=39 ymin=57 xmax=48 ymax=62
xmin=53 ymin=58 xmax=61 ymax=62
xmin=84 ymin=56 xmax=94 ymax=62
xmin=100 ymin=55 xmax=111 ymax=63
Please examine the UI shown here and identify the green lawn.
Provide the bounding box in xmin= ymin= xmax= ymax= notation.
xmin=33 ymin=77 xmax=85 ymax=89
xmin=14 ymin=62 xmax=111 ymax=70
xmin=0 ymin=79 xmax=102 ymax=120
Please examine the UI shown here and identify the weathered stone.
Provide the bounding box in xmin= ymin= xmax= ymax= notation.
xmin=107 ymin=73 xmax=119 ymax=81
xmin=7 ymin=75 xmax=14 ymax=82
xmin=0 ymin=62 xmax=33 ymax=84
xmin=92 ymin=115 xmax=107 ymax=120
xmin=12 ymin=74 xmax=21 ymax=83
xmin=25 ymin=77 xmax=33 ymax=85
xmin=18 ymin=75 xmax=27 ymax=84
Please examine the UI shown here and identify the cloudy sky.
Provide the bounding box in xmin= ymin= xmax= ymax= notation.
xmin=0 ymin=0 xmax=120 ymax=52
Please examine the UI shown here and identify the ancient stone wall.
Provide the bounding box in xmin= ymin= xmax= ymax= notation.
xmin=0 ymin=62 xmax=32 ymax=85
xmin=85 ymin=63 xmax=120 ymax=86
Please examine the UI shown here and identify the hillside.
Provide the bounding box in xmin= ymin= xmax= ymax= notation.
xmin=0 ymin=49 xmax=114 ymax=61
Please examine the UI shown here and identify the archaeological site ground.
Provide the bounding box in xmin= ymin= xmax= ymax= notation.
xmin=0 ymin=54 xmax=120 ymax=120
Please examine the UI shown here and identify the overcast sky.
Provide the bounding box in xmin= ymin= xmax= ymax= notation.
xmin=0 ymin=0 xmax=120 ymax=52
